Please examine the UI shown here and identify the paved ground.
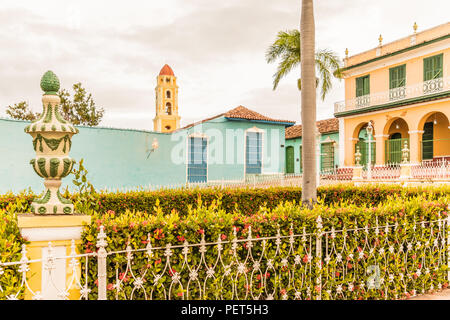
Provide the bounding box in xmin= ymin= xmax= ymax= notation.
xmin=409 ymin=289 xmax=450 ymax=300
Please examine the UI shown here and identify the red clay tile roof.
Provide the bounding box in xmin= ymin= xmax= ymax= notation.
xmin=285 ymin=118 xmax=339 ymax=139
xmin=175 ymin=106 xmax=295 ymax=132
xmin=224 ymin=106 xmax=295 ymax=124
xmin=159 ymin=64 xmax=174 ymax=76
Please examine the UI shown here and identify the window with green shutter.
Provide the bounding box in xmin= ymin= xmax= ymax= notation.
xmin=423 ymin=54 xmax=443 ymax=81
xmin=356 ymin=75 xmax=370 ymax=97
xmin=356 ymin=75 xmax=370 ymax=107
xmin=389 ymin=65 xmax=406 ymax=100
xmin=389 ymin=65 xmax=406 ymax=89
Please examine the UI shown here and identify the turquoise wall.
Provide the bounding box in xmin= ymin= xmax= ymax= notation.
xmin=175 ymin=116 xmax=287 ymax=181
xmin=285 ymin=132 xmax=340 ymax=174
xmin=0 ymin=117 xmax=287 ymax=193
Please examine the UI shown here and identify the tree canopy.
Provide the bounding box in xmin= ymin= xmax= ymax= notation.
xmin=6 ymin=82 xmax=104 ymax=126
xmin=266 ymin=29 xmax=343 ymax=100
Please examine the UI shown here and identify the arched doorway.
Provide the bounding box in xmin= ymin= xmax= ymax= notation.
xmin=418 ymin=112 xmax=450 ymax=161
xmin=354 ymin=123 xmax=376 ymax=168
xmin=285 ymin=146 xmax=294 ymax=174
xmin=384 ymin=118 xmax=409 ymax=164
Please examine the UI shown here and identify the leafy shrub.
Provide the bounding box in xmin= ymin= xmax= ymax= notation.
xmin=79 ymin=194 xmax=450 ymax=300
xmin=69 ymin=159 xmax=99 ymax=214
xmin=1 ymin=184 xmax=449 ymax=216
xmin=0 ymin=198 xmax=30 ymax=299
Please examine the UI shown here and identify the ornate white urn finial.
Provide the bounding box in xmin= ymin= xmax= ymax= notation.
xmin=24 ymin=71 xmax=79 ymax=215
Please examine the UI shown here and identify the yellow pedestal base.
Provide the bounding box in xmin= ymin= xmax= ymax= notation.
xmin=17 ymin=214 xmax=91 ymax=300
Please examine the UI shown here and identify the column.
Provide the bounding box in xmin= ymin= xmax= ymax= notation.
xmin=349 ymin=138 xmax=359 ymax=165
xmin=408 ymin=130 xmax=424 ymax=164
xmin=338 ymin=118 xmax=345 ymax=167
xmin=374 ymin=134 xmax=388 ymax=166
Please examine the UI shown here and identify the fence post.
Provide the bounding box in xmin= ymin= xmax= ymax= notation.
xmin=316 ymin=216 xmax=323 ymax=300
xmin=97 ymin=225 xmax=108 ymax=300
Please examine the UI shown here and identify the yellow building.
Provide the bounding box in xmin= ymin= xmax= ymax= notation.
xmin=153 ymin=64 xmax=181 ymax=132
xmin=335 ymin=22 xmax=450 ymax=167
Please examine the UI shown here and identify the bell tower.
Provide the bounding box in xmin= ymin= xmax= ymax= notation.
xmin=153 ymin=64 xmax=181 ymax=132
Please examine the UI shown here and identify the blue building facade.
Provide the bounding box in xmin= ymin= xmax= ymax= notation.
xmin=0 ymin=106 xmax=295 ymax=194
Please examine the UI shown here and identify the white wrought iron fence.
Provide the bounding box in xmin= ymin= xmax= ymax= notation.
xmin=2 ymin=215 xmax=448 ymax=300
xmin=362 ymin=163 xmax=401 ymax=180
xmin=412 ymin=160 xmax=450 ymax=180
xmin=100 ymin=174 xmax=304 ymax=193
xmin=0 ymin=240 xmax=95 ymax=300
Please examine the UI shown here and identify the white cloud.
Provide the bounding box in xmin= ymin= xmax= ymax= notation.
xmin=0 ymin=0 xmax=448 ymax=130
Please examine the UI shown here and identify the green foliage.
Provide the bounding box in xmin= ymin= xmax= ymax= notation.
xmin=79 ymin=194 xmax=449 ymax=300
xmin=0 ymin=185 xmax=448 ymax=300
xmin=59 ymin=83 xmax=104 ymax=126
xmin=5 ymin=83 xmax=104 ymax=126
xmin=1 ymin=184 xmax=449 ymax=216
xmin=266 ymin=29 xmax=343 ymax=100
xmin=70 ymin=159 xmax=99 ymax=214
xmin=0 ymin=198 xmax=30 ymax=299
xmin=5 ymin=101 xmax=39 ymax=121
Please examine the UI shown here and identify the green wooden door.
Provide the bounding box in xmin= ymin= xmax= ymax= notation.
xmin=321 ymin=143 xmax=334 ymax=171
xmin=285 ymin=146 xmax=295 ymax=174
xmin=422 ymin=122 xmax=434 ymax=160
xmin=356 ymin=140 xmax=376 ymax=167
xmin=299 ymin=145 xmax=303 ymax=173
xmin=385 ymin=133 xmax=402 ymax=164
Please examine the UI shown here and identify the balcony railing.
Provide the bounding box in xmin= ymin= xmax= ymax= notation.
xmin=335 ymin=76 xmax=450 ymax=114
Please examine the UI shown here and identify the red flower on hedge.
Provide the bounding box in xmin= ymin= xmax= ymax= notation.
xmin=221 ymin=234 xmax=227 ymax=241
xmin=177 ymin=235 xmax=186 ymax=242
xmin=169 ymin=268 xmax=177 ymax=276
xmin=197 ymin=229 xmax=204 ymax=235
xmin=154 ymin=229 xmax=165 ymax=240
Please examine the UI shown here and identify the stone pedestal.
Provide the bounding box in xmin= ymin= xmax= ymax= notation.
xmin=400 ymin=163 xmax=413 ymax=180
xmin=352 ymin=166 xmax=364 ymax=181
xmin=17 ymin=214 xmax=91 ymax=300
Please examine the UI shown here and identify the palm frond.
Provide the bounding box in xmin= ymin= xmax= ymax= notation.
xmin=266 ymin=30 xmax=342 ymax=98
xmin=266 ymin=30 xmax=300 ymax=64
xmin=272 ymin=53 xmax=300 ymax=90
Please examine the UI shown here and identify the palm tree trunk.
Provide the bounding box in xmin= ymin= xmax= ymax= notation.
xmin=300 ymin=0 xmax=317 ymax=207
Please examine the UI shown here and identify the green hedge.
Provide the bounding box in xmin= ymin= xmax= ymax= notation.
xmin=80 ymin=194 xmax=450 ymax=300
xmin=0 ymin=197 xmax=30 ymax=299
xmin=2 ymin=184 xmax=449 ymax=216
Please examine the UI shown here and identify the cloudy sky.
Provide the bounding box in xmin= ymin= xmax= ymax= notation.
xmin=0 ymin=0 xmax=448 ymax=130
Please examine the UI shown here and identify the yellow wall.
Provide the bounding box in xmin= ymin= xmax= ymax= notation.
xmin=340 ymin=23 xmax=450 ymax=166
xmin=153 ymin=75 xmax=181 ymax=132
xmin=344 ymin=47 xmax=450 ymax=102
xmin=343 ymin=100 xmax=450 ymax=166
xmin=346 ymin=22 xmax=450 ymax=67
